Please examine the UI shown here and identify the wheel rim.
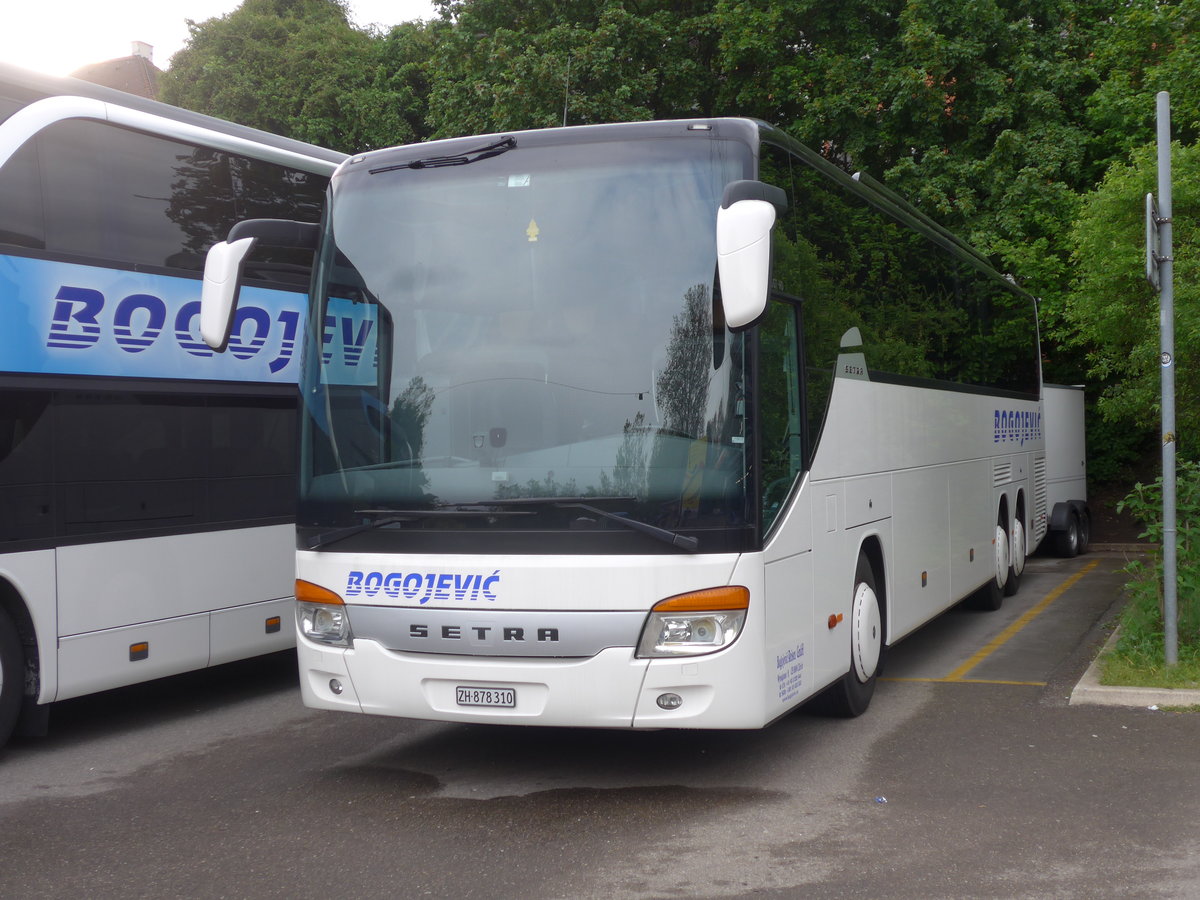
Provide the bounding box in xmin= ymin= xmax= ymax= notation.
xmin=851 ymin=581 xmax=882 ymax=682
xmin=1011 ymin=518 xmax=1026 ymax=577
xmin=994 ymin=524 xmax=1009 ymax=589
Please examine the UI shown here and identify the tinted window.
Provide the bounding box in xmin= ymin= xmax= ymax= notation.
xmin=0 ymin=119 xmax=326 ymax=285
xmin=0 ymin=388 xmax=295 ymax=544
xmin=762 ymin=142 xmax=1040 ymax=418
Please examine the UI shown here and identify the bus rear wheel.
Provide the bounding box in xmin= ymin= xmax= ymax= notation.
xmin=817 ymin=555 xmax=882 ymax=718
xmin=968 ymin=518 xmax=1008 ymax=611
xmin=1004 ymin=515 xmax=1025 ymax=597
xmin=0 ymin=606 xmax=23 ymax=748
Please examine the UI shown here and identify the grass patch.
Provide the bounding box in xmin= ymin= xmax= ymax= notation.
xmin=1099 ymin=466 xmax=1200 ymax=689
xmin=1098 ymin=558 xmax=1200 ymax=689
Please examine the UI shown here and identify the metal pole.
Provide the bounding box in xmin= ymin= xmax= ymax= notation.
xmin=1157 ymin=91 xmax=1178 ymax=666
xmin=562 ymin=55 xmax=571 ymax=128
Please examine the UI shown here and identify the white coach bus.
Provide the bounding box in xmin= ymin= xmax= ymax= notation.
xmin=0 ymin=63 xmax=346 ymax=746
xmin=201 ymin=118 xmax=1046 ymax=729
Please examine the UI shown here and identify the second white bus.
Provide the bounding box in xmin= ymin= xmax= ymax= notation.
xmin=0 ymin=64 xmax=346 ymax=747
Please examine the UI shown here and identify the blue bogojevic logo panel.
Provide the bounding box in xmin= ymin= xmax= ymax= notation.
xmin=0 ymin=255 xmax=378 ymax=385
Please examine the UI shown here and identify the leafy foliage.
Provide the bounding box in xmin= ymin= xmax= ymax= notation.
xmin=1055 ymin=141 xmax=1200 ymax=456
xmin=425 ymin=0 xmax=721 ymax=136
xmin=162 ymin=0 xmax=1200 ymax=485
xmin=161 ymin=0 xmax=432 ymax=152
xmin=1104 ymin=461 xmax=1200 ymax=683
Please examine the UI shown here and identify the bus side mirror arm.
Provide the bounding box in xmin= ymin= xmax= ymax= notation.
xmin=199 ymin=219 xmax=320 ymax=352
xmin=716 ymin=180 xmax=787 ymax=331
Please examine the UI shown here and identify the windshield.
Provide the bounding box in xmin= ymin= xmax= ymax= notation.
xmin=298 ymin=128 xmax=753 ymax=553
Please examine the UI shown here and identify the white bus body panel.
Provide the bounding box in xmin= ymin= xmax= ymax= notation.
xmin=1043 ymin=384 xmax=1087 ymax=509
xmin=297 ymin=550 xmax=789 ymax=729
xmin=805 ymin=376 xmax=1043 ymax=647
xmin=52 ymin=524 xmax=294 ymax=701
xmin=57 ymin=613 xmax=211 ymax=700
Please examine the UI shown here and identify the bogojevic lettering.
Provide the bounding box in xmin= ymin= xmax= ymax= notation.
xmin=993 ymin=408 xmax=1043 ymax=446
xmin=345 ymin=570 xmax=501 ymax=604
xmin=47 ymin=285 xmax=376 ymax=375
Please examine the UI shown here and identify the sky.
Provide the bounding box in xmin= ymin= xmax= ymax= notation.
xmin=3 ymin=1 xmax=438 ymax=77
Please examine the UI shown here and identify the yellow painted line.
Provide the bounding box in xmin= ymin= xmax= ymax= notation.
xmin=942 ymin=559 xmax=1101 ymax=682
xmin=883 ymin=677 xmax=1046 ymax=687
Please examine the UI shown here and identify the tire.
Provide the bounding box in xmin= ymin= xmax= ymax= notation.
xmin=1077 ymin=511 xmax=1091 ymax=555
xmin=970 ymin=520 xmax=1008 ymax=611
xmin=816 ymin=555 xmax=882 ymax=718
xmin=1003 ymin=515 xmax=1025 ymax=597
xmin=1054 ymin=514 xmax=1080 ymax=558
xmin=0 ymin=606 xmax=23 ymax=749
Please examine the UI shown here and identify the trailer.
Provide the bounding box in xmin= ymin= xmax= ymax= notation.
xmin=1044 ymin=384 xmax=1091 ymax=556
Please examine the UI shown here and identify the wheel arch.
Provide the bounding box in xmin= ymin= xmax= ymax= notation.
xmin=857 ymin=534 xmax=888 ymax=646
xmin=1014 ymin=489 xmax=1028 ymax=549
xmin=0 ymin=577 xmax=40 ymax=702
xmin=996 ymin=491 xmax=1011 ymax=528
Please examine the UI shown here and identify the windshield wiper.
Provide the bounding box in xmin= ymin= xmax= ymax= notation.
xmin=369 ymin=137 xmax=516 ymax=174
xmin=305 ymin=504 xmax=538 ymax=550
xmin=307 ymin=499 xmax=698 ymax=552
xmin=481 ymin=497 xmax=700 ymax=552
xmin=556 ymin=501 xmax=700 ymax=552
xmin=305 ymin=510 xmax=420 ymax=550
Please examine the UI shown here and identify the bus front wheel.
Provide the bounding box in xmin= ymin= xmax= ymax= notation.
xmin=0 ymin=606 xmax=23 ymax=748
xmin=816 ymin=555 xmax=882 ymax=718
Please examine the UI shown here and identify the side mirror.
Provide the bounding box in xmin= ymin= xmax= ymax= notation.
xmin=199 ymin=219 xmax=321 ymax=351
xmin=716 ymin=180 xmax=787 ymax=330
xmin=200 ymin=238 xmax=257 ymax=351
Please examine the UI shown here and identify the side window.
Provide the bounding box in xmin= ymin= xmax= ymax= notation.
xmin=0 ymin=118 xmax=326 ymax=286
xmin=0 ymin=137 xmax=45 ymax=250
xmin=758 ymin=299 xmax=803 ymax=531
xmin=36 ymin=120 xmax=235 ymax=272
xmin=231 ymin=156 xmax=327 ymax=288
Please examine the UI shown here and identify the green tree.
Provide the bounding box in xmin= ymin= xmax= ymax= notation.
xmin=424 ymin=0 xmax=721 ymax=136
xmin=715 ymin=0 xmax=1104 ymax=304
xmin=1059 ymin=140 xmax=1200 ymax=459
xmin=1085 ymin=0 xmax=1200 ymax=165
xmin=161 ymin=0 xmax=429 ymax=152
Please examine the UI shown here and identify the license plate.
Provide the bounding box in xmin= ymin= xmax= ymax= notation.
xmin=456 ymin=686 xmax=516 ymax=708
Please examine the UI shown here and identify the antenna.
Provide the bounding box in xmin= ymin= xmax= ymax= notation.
xmin=562 ymin=54 xmax=571 ymax=127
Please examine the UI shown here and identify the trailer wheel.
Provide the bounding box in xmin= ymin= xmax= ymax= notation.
xmin=0 ymin=606 xmax=23 ymax=749
xmin=1054 ymin=514 xmax=1080 ymax=558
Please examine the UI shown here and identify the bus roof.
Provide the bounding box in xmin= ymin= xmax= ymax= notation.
xmin=0 ymin=61 xmax=347 ymax=167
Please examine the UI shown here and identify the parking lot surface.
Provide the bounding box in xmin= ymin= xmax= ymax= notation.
xmin=2 ymin=550 xmax=1198 ymax=899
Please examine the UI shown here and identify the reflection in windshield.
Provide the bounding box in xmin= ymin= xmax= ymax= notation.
xmin=299 ymin=133 xmax=751 ymax=549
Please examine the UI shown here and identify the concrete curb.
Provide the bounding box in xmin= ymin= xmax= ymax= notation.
xmin=1087 ymin=542 xmax=1153 ymax=554
xmin=1070 ymin=628 xmax=1200 ymax=708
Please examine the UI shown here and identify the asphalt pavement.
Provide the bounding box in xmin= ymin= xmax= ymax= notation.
xmin=1 ymin=543 xmax=1197 ymax=900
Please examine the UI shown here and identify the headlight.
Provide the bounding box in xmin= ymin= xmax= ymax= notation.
xmin=296 ymin=580 xmax=352 ymax=647
xmin=637 ymin=586 xmax=749 ymax=658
